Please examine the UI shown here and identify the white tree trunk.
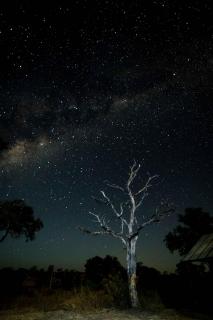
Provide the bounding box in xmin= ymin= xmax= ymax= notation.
xmin=80 ymin=162 xmax=173 ymax=308
xmin=126 ymin=237 xmax=139 ymax=308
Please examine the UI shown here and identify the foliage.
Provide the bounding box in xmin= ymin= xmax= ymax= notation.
xmin=139 ymin=289 xmax=165 ymax=311
xmin=176 ymin=261 xmax=206 ymax=276
xmin=102 ymin=273 xmax=129 ymax=307
xmin=84 ymin=255 xmax=126 ymax=289
xmin=136 ymin=263 xmax=164 ymax=310
xmin=0 ymin=200 xmax=43 ymax=242
xmin=137 ymin=263 xmax=161 ymax=290
xmin=0 ymin=256 xmax=212 ymax=314
xmin=164 ymin=208 xmax=213 ymax=255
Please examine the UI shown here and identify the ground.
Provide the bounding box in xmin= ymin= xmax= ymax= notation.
xmin=0 ymin=309 xmax=208 ymax=320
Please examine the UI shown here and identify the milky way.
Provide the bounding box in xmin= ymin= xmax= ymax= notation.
xmin=0 ymin=1 xmax=212 ymax=272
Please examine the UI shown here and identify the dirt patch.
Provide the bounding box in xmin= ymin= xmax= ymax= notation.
xmin=0 ymin=309 xmax=205 ymax=320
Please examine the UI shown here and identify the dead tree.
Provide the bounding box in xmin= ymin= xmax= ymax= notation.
xmin=79 ymin=161 xmax=174 ymax=308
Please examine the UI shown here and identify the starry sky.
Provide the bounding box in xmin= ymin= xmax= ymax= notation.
xmin=0 ymin=1 xmax=212 ymax=272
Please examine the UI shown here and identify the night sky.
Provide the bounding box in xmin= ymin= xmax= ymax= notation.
xmin=0 ymin=1 xmax=212 ymax=272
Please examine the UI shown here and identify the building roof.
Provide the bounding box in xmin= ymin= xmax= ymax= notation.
xmin=182 ymin=233 xmax=213 ymax=262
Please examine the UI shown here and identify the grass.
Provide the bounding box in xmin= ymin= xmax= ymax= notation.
xmin=139 ymin=289 xmax=165 ymax=312
xmin=0 ymin=285 xmax=167 ymax=314
xmin=3 ymin=287 xmax=115 ymax=313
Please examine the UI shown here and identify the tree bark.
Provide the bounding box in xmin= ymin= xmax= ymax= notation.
xmin=126 ymin=237 xmax=139 ymax=308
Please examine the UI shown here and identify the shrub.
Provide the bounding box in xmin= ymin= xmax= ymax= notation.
xmin=102 ymin=274 xmax=129 ymax=307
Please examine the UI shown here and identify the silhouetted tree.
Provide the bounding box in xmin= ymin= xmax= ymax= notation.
xmin=0 ymin=200 xmax=43 ymax=242
xmin=80 ymin=161 xmax=174 ymax=308
xmin=136 ymin=263 xmax=161 ymax=291
xmin=85 ymin=255 xmax=128 ymax=306
xmin=85 ymin=255 xmax=126 ymax=288
xmin=164 ymin=208 xmax=213 ymax=256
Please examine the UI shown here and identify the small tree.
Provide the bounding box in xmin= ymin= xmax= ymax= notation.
xmin=0 ymin=199 xmax=43 ymax=242
xmin=80 ymin=161 xmax=174 ymax=308
xmin=164 ymin=208 xmax=213 ymax=256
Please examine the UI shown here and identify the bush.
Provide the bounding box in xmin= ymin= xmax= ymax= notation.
xmin=102 ymin=274 xmax=129 ymax=307
xmin=62 ymin=287 xmax=114 ymax=311
xmin=139 ymin=289 xmax=165 ymax=311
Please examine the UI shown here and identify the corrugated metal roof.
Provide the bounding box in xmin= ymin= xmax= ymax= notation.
xmin=182 ymin=233 xmax=213 ymax=262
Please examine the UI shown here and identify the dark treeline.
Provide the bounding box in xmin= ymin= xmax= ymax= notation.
xmin=0 ymin=255 xmax=212 ymax=314
xmin=0 ymin=265 xmax=83 ymax=295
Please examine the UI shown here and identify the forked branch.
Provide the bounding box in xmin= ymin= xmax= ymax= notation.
xmin=79 ymin=211 xmax=126 ymax=246
xmin=135 ymin=202 xmax=175 ymax=236
xmin=79 ymin=161 xmax=174 ymax=247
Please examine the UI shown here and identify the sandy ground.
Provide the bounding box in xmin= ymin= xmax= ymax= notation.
xmin=0 ymin=309 xmax=207 ymax=320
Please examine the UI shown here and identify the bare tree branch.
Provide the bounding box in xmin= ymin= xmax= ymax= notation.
xmin=100 ymin=191 xmax=128 ymax=228
xmin=127 ymin=162 xmax=140 ymax=230
xmin=135 ymin=192 xmax=149 ymax=209
xmin=152 ymin=203 xmax=175 ymax=221
xmin=79 ymin=211 xmax=127 ymax=246
xmin=91 ymin=196 xmax=108 ymax=205
xmin=126 ymin=163 xmax=160 ymax=233
xmin=105 ymin=183 xmax=125 ymax=192
xmin=135 ymin=175 xmax=159 ymax=196
xmin=135 ymin=204 xmax=175 ymax=236
xmin=81 ymin=162 xmax=173 ymax=242
xmin=100 ymin=191 xmax=120 ymax=216
xmin=127 ymin=161 xmax=141 ymax=189
xmin=78 ymin=226 xmax=114 ymax=237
